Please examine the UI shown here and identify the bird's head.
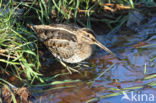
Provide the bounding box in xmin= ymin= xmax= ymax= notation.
xmin=77 ymin=28 xmax=116 ymax=57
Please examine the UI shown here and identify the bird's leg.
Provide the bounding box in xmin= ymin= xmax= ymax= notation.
xmin=60 ymin=61 xmax=80 ymax=74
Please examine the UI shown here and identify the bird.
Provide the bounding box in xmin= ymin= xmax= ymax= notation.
xmin=28 ymin=24 xmax=117 ymax=74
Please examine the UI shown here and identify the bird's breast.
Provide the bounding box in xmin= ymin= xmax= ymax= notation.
xmin=62 ymin=43 xmax=93 ymax=63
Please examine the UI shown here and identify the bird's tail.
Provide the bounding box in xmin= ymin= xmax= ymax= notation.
xmin=27 ymin=24 xmax=35 ymax=31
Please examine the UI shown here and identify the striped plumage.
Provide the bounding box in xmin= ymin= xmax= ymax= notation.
xmin=29 ymin=24 xmax=116 ymax=73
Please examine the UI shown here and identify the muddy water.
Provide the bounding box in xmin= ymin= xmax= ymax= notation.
xmin=32 ymin=17 xmax=156 ymax=103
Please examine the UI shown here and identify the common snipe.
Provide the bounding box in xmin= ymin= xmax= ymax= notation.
xmin=29 ymin=24 xmax=117 ymax=74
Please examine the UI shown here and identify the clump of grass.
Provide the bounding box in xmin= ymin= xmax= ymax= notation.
xmin=0 ymin=1 xmax=42 ymax=84
xmin=19 ymin=0 xmax=134 ymax=28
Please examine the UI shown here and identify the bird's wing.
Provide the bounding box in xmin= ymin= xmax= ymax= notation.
xmin=31 ymin=25 xmax=78 ymax=59
xmin=44 ymin=39 xmax=76 ymax=59
xmin=32 ymin=25 xmax=77 ymax=42
xmin=42 ymin=29 xmax=78 ymax=59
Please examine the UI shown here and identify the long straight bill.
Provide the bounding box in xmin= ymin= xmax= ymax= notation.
xmin=95 ymin=40 xmax=117 ymax=57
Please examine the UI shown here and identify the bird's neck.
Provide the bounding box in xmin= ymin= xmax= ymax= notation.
xmin=77 ymin=43 xmax=93 ymax=59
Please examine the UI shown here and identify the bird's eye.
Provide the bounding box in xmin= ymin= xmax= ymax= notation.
xmin=87 ymin=35 xmax=90 ymax=37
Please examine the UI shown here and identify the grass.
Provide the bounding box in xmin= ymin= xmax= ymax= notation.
xmin=17 ymin=0 xmax=136 ymax=28
xmin=0 ymin=0 xmax=156 ymax=102
xmin=0 ymin=1 xmax=42 ymax=84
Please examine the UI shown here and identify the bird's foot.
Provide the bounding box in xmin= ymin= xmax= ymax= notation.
xmin=75 ymin=62 xmax=90 ymax=68
xmin=60 ymin=61 xmax=80 ymax=74
xmin=66 ymin=66 xmax=80 ymax=74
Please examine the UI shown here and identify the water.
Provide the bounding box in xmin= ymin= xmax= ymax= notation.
xmin=32 ymin=16 xmax=156 ymax=103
